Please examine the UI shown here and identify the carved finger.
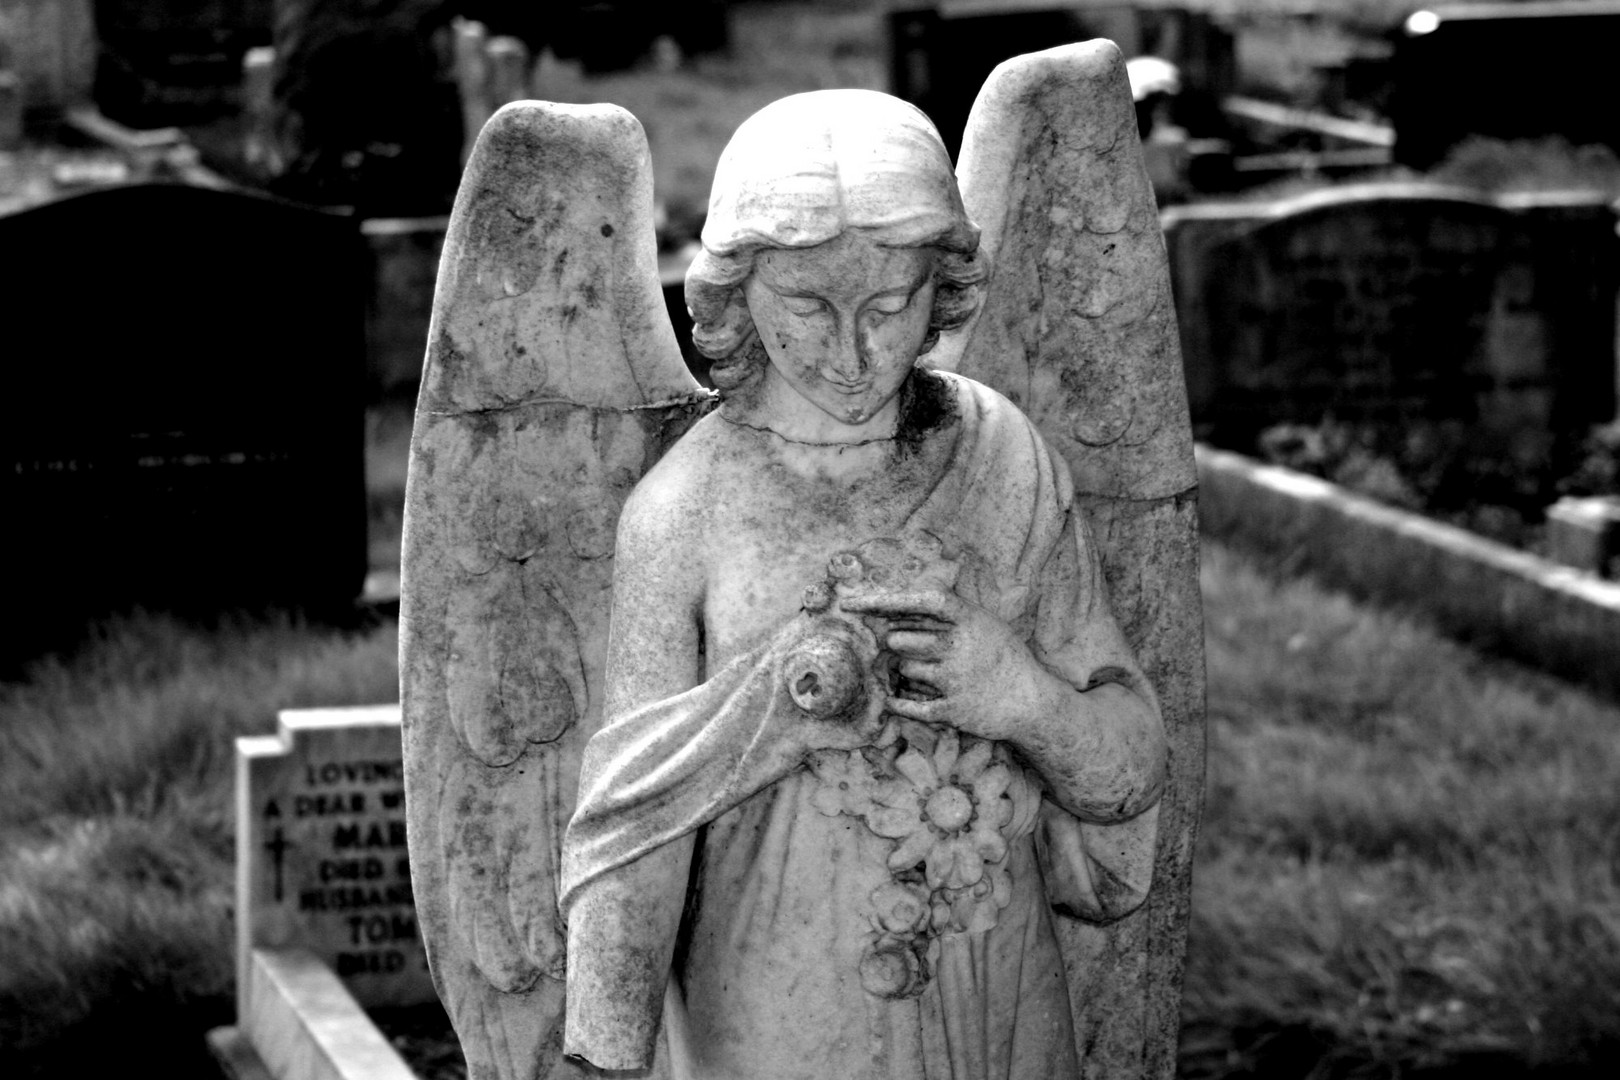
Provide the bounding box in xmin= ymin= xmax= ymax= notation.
xmin=885 ymin=630 xmax=949 ymax=658
xmin=885 ymin=695 xmax=945 ymax=723
xmin=896 ymin=657 xmax=944 ymax=685
xmin=842 ymin=590 xmax=962 ymax=623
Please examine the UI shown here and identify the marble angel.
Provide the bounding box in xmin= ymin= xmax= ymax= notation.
xmin=402 ymin=41 xmax=1204 ymax=1080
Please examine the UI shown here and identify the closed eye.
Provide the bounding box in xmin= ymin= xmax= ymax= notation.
xmin=783 ymin=297 xmax=828 ymax=316
xmin=866 ymin=295 xmax=913 ymax=317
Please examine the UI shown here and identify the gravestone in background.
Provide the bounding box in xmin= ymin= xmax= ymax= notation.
xmin=888 ymin=1 xmax=1234 ymax=157
xmin=1164 ymin=184 xmax=1620 ymax=456
xmin=237 ymin=705 xmax=435 ymax=1009
xmin=1391 ymin=1 xmax=1620 ymax=169
xmin=1 ymin=0 xmax=96 ymax=117
xmin=92 ymin=0 xmax=273 ymax=127
xmin=0 ymin=184 xmax=367 ymax=627
xmin=270 ymin=0 xmax=463 ymax=215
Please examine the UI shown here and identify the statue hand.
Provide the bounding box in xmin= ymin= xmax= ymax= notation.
xmin=839 ymin=589 xmax=1041 ymax=743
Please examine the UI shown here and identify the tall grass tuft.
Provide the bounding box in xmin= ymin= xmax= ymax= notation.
xmin=1185 ymin=543 xmax=1620 ymax=1077
xmin=0 ymin=612 xmax=397 ymax=1079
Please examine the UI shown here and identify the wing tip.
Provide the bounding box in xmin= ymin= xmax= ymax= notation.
xmin=981 ymin=38 xmax=1128 ymax=102
xmin=468 ymin=100 xmax=650 ymax=184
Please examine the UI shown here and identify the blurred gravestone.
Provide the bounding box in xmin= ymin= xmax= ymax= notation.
xmin=1546 ymin=496 xmax=1620 ymax=579
xmin=1163 ymin=184 xmax=1619 ymax=455
xmin=1392 ymin=2 xmax=1620 ymax=169
xmin=270 ymin=0 xmax=463 ymax=215
xmin=888 ymin=1 xmax=1233 ymax=157
xmin=92 ymin=0 xmax=272 ymax=127
xmin=0 ymin=184 xmax=367 ymax=626
xmin=545 ymin=0 xmax=729 ymax=74
xmin=236 ymin=706 xmax=434 ymax=1009
xmin=1 ymin=0 xmax=97 ymax=117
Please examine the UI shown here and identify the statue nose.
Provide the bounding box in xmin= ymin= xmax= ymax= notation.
xmin=824 ymin=322 xmax=868 ymax=382
xmin=827 ymin=352 xmax=864 ymax=382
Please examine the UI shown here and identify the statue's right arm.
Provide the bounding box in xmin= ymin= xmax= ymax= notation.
xmin=562 ymin=461 xmax=707 ymax=1071
xmin=602 ymin=457 xmax=709 ymax=720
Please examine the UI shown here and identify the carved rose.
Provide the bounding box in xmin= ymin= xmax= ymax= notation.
xmin=858 ymin=934 xmax=929 ymax=999
xmin=869 ymin=880 xmax=932 ymax=935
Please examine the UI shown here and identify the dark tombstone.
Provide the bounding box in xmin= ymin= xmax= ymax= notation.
xmin=1392 ymin=2 xmax=1620 ymax=170
xmin=0 ymin=184 xmax=368 ymax=628
xmin=887 ymin=2 xmax=1233 ymax=157
xmin=542 ymin=0 xmax=730 ymax=74
xmin=889 ymin=3 xmax=1098 ymax=156
xmin=1163 ymin=184 xmax=1619 ymax=462
xmin=270 ymin=0 xmax=463 ymax=215
xmin=92 ymin=0 xmax=274 ymax=127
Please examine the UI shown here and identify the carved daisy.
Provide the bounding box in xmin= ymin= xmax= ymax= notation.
xmin=867 ymin=729 xmax=1015 ymax=895
xmin=808 ymin=749 xmax=884 ymax=818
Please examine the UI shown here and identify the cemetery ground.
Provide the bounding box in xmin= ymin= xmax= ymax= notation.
xmin=5 ymin=3 xmax=1618 ymax=1077
xmin=3 ymin=537 xmax=1618 ymax=1079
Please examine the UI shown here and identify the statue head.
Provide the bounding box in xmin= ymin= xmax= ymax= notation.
xmin=686 ymin=90 xmax=987 ymax=399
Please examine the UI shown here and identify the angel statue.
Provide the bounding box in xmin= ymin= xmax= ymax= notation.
xmin=402 ymin=41 xmax=1204 ymax=1080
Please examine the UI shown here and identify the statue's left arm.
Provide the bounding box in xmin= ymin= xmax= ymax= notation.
xmin=843 ymin=504 xmax=1165 ymax=823
xmin=843 ymin=496 xmax=1165 ymax=922
xmin=1010 ymin=505 xmax=1166 ymax=823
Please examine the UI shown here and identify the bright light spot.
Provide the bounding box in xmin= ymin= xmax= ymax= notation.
xmin=1405 ymin=10 xmax=1441 ymax=36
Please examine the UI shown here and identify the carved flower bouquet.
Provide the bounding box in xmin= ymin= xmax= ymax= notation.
xmin=800 ymin=534 xmax=1042 ymax=998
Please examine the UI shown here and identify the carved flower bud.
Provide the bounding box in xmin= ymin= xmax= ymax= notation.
xmin=783 ymin=633 xmax=863 ymax=719
xmin=802 ymin=581 xmax=834 ymax=613
xmin=828 ymin=551 xmax=864 ymax=582
xmin=869 ymin=881 xmax=931 ymax=934
xmin=858 ymin=939 xmax=926 ymax=999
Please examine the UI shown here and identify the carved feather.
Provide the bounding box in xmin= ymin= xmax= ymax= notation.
xmin=401 ymin=101 xmax=711 ymax=1080
xmin=946 ymin=43 xmax=1206 ymax=1080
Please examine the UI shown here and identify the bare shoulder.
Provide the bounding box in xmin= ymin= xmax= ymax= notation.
xmin=614 ymin=412 xmax=728 ymax=572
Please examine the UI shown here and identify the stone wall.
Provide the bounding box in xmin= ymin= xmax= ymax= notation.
xmin=1199 ymin=445 xmax=1620 ymax=700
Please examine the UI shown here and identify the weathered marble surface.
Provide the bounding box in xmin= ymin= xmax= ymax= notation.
xmin=400 ymin=101 xmax=709 ymax=1080
xmin=403 ymin=42 xmax=1203 ymax=1080
xmin=947 ymin=44 xmax=1204 ymax=1080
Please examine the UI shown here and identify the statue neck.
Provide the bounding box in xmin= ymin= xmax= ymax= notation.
xmin=724 ymin=366 xmax=911 ymax=445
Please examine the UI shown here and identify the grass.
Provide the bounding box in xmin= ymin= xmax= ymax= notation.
xmin=6 ymin=4 xmax=1618 ymax=1076
xmin=3 ymin=541 xmax=1617 ymax=1077
xmin=1185 ymin=542 xmax=1620 ymax=1077
xmin=0 ymin=613 xmax=398 ymax=1079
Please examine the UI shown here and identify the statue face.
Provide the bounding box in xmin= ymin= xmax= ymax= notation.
xmin=744 ymin=230 xmax=937 ymax=432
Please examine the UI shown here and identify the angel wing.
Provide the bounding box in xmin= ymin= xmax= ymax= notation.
xmin=400 ymin=102 xmax=712 ymax=1080
xmin=939 ymin=41 xmax=1206 ymax=1080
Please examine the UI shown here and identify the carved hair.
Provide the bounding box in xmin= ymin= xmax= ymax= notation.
xmin=686 ymin=90 xmax=989 ymax=391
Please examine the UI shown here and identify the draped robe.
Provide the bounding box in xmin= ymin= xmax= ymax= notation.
xmin=560 ymin=373 xmax=1161 ymax=1080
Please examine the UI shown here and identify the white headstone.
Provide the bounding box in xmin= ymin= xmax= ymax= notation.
xmin=236 ymin=706 xmax=436 ymax=1011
